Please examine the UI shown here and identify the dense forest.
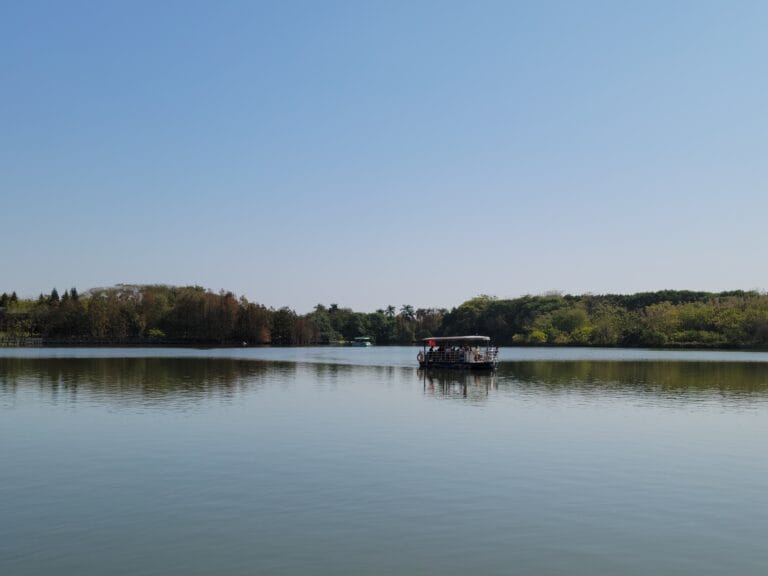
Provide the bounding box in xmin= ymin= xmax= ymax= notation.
xmin=2 ymin=285 xmax=768 ymax=348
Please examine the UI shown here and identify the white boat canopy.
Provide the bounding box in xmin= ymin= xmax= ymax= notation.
xmin=422 ymin=335 xmax=491 ymax=343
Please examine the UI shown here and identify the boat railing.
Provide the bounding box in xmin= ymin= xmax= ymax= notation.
xmin=423 ymin=348 xmax=498 ymax=364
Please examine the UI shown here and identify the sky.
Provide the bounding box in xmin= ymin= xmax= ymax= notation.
xmin=2 ymin=1 xmax=768 ymax=312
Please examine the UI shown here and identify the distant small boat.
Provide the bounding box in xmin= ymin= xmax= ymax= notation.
xmin=351 ymin=336 xmax=373 ymax=347
xmin=418 ymin=336 xmax=498 ymax=370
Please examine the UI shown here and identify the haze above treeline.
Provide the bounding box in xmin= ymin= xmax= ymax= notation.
xmin=2 ymin=284 xmax=768 ymax=349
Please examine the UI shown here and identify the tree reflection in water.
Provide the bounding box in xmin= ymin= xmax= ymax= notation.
xmin=2 ymin=356 xmax=768 ymax=409
xmin=502 ymin=360 xmax=768 ymax=400
xmin=0 ymin=357 xmax=293 ymax=405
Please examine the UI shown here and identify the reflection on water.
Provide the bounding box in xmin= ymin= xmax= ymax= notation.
xmin=0 ymin=357 xmax=417 ymax=409
xmin=419 ymin=369 xmax=497 ymax=400
xmin=416 ymin=361 xmax=768 ymax=406
xmin=0 ymin=357 xmax=284 ymax=404
xmin=4 ymin=356 xmax=768 ymax=407
xmin=502 ymin=360 xmax=768 ymax=401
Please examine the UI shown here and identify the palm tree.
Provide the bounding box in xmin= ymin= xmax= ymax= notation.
xmin=385 ymin=305 xmax=396 ymax=318
xmin=400 ymin=304 xmax=415 ymax=321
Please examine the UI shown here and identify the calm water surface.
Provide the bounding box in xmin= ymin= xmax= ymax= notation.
xmin=2 ymin=347 xmax=768 ymax=575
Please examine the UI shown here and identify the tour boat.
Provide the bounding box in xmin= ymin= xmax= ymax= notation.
xmin=351 ymin=336 xmax=373 ymax=347
xmin=417 ymin=336 xmax=498 ymax=370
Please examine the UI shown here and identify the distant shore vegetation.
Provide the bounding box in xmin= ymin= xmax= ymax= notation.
xmin=2 ymin=285 xmax=768 ymax=348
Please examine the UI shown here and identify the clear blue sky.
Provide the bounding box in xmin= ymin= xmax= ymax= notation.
xmin=2 ymin=1 xmax=767 ymax=312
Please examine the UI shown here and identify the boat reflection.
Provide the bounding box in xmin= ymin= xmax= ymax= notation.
xmin=418 ymin=369 xmax=497 ymax=400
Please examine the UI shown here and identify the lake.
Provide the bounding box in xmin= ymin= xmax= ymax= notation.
xmin=2 ymin=346 xmax=768 ymax=575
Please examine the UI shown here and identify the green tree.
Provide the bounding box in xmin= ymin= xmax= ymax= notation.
xmin=271 ymin=307 xmax=297 ymax=345
xmin=399 ymin=305 xmax=415 ymax=321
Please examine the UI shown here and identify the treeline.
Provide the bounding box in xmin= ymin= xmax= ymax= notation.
xmin=0 ymin=285 xmax=441 ymax=345
xmin=440 ymin=291 xmax=768 ymax=348
xmin=2 ymin=285 xmax=768 ymax=348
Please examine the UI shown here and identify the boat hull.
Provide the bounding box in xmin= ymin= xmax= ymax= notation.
xmin=419 ymin=361 xmax=496 ymax=371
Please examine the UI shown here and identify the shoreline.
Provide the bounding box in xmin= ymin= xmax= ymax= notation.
xmin=2 ymin=339 xmax=768 ymax=352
